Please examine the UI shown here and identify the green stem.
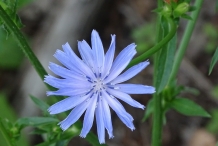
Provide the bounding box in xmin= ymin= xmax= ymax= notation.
xmin=0 ymin=118 xmax=15 ymax=146
xmin=151 ymin=1 xmax=164 ymax=146
xmin=0 ymin=5 xmax=49 ymax=88
xmin=168 ymin=0 xmax=203 ymax=84
xmin=127 ymin=17 xmax=177 ymax=68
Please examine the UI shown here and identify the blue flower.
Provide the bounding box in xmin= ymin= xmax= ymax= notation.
xmin=44 ymin=30 xmax=155 ymax=144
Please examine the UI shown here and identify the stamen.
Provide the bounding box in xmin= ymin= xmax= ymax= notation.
xmin=94 ymin=73 xmax=97 ymax=78
xmin=86 ymin=76 xmax=91 ymax=80
xmin=90 ymin=93 xmax=94 ymax=98
xmin=110 ymin=95 xmax=115 ymax=99
xmin=106 ymin=91 xmax=111 ymax=95
xmin=85 ymin=88 xmax=93 ymax=95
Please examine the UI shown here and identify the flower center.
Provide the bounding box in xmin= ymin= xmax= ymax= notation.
xmin=93 ymin=78 xmax=104 ymax=92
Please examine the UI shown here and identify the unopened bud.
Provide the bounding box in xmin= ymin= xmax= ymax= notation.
xmin=173 ymin=2 xmax=189 ymax=18
xmin=161 ymin=5 xmax=172 ymax=18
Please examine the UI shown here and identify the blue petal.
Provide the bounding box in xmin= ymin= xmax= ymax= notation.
xmin=95 ymin=98 xmax=105 ymax=144
xmin=48 ymin=94 xmax=91 ymax=114
xmin=62 ymin=42 xmax=74 ymax=56
xmin=111 ymin=61 xmax=149 ymax=85
xmin=104 ymin=43 xmax=137 ymax=84
xmin=62 ymin=43 xmax=95 ymax=79
xmin=44 ymin=75 xmax=91 ymax=89
xmin=59 ymin=100 xmax=90 ymax=130
xmin=48 ymin=62 xmax=85 ymax=80
xmin=78 ymin=40 xmax=95 ymax=69
xmin=102 ymin=35 xmax=116 ymax=79
xmin=116 ymin=113 xmax=135 ymax=131
xmin=80 ymin=94 xmax=98 ymax=137
xmin=101 ymin=97 xmax=114 ymax=138
xmin=54 ymin=49 xmax=82 ymax=74
xmin=114 ymin=84 xmax=155 ymax=94
xmin=102 ymin=90 xmax=134 ymax=122
xmin=46 ymin=87 xmax=90 ymax=96
xmin=91 ymin=30 xmax=105 ymax=74
xmin=106 ymin=88 xmax=145 ymax=109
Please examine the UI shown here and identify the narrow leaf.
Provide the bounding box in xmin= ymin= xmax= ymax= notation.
xmin=181 ymin=14 xmax=193 ymax=20
xmin=209 ymin=47 xmax=218 ymax=75
xmin=155 ymin=18 xmax=177 ymax=93
xmin=30 ymin=95 xmax=49 ymax=112
xmin=216 ymin=0 xmax=218 ymax=12
xmin=142 ymin=98 xmax=154 ymax=122
xmin=206 ymin=109 xmax=218 ymax=133
xmin=15 ymin=117 xmax=59 ymax=129
xmin=169 ymin=98 xmax=211 ymax=117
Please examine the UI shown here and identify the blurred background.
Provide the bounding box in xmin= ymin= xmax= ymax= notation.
xmin=0 ymin=0 xmax=218 ymax=145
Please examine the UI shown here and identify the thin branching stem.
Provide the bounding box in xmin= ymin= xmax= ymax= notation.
xmin=169 ymin=0 xmax=203 ymax=84
xmin=127 ymin=18 xmax=177 ymax=68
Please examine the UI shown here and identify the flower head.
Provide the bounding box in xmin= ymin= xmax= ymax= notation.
xmin=45 ymin=30 xmax=155 ymax=144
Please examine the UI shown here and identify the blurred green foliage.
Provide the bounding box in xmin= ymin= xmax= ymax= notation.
xmin=132 ymin=22 xmax=156 ymax=55
xmin=216 ymin=0 xmax=218 ymax=12
xmin=209 ymin=47 xmax=218 ymax=75
xmin=203 ymin=23 xmax=218 ymax=54
xmin=207 ymin=86 xmax=218 ymax=135
xmin=0 ymin=29 xmax=24 ymax=69
xmin=207 ymin=109 xmax=218 ymax=134
xmin=0 ymin=93 xmax=28 ymax=146
xmin=0 ymin=0 xmax=33 ymax=69
xmin=0 ymin=0 xmax=34 ymax=69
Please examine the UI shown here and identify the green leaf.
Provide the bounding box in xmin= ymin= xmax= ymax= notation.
xmin=55 ymin=140 xmax=70 ymax=146
xmin=169 ymin=97 xmax=211 ymax=117
xmin=30 ymin=95 xmax=49 ymax=112
xmin=209 ymin=47 xmax=218 ymax=75
xmin=31 ymin=128 xmax=47 ymax=135
xmin=188 ymin=6 xmax=196 ymax=12
xmin=155 ymin=18 xmax=177 ymax=93
xmin=35 ymin=125 xmax=80 ymax=146
xmin=36 ymin=139 xmax=70 ymax=146
xmin=142 ymin=98 xmax=154 ymax=122
xmin=0 ymin=2 xmax=8 ymax=9
xmin=216 ymin=0 xmax=218 ymax=12
xmin=0 ymin=93 xmax=28 ymax=146
xmin=206 ymin=109 xmax=218 ymax=134
xmin=151 ymin=7 xmax=163 ymax=13
xmin=0 ymin=0 xmax=25 ymax=36
xmin=180 ymin=14 xmax=193 ymax=20
xmin=15 ymin=117 xmax=59 ymax=129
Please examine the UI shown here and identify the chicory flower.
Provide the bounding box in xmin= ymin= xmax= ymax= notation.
xmin=44 ymin=30 xmax=155 ymax=143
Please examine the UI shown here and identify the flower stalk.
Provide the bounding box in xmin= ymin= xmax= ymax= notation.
xmin=169 ymin=0 xmax=203 ymax=84
xmin=127 ymin=17 xmax=177 ymax=68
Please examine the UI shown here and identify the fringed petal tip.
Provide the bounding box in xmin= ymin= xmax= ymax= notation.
xmin=58 ymin=122 xmax=69 ymax=131
xmin=140 ymin=105 xmax=146 ymax=110
xmin=99 ymin=141 xmax=106 ymax=144
xmin=46 ymin=91 xmax=54 ymax=96
xmin=130 ymin=127 xmax=136 ymax=131
xmin=79 ymin=134 xmax=86 ymax=138
xmin=43 ymin=75 xmax=49 ymax=81
xmin=47 ymin=107 xmax=56 ymax=115
xmin=62 ymin=42 xmax=70 ymax=47
xmin=108 ymin=133 xmax=114 ymax=139
xmin=146 ymin=86 xmax=156 ymax=94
